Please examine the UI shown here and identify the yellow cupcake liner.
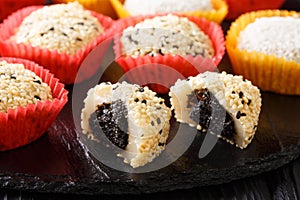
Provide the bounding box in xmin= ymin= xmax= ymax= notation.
xmin=52 ymin=0 xmax=118 ymax=19
xmin=110 ymin=0 xmax=228 ymax=24
xmin=226 ymin=10 xmax=300 ymax=95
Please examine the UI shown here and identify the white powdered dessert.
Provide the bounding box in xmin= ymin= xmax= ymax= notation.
xmin=124 ymin=0 xmax=213 ymax=16
xmin=237 ymin=16 xmax=300 ymax=63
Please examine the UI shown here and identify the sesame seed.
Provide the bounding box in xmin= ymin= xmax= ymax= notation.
xmin=247 ymin=99 xmax=252 ymax=106
xmin=240 ymin=113 xmax=247 ymax=117
xmin=158 ymin=143 xmax=165 ymax=146
xmin=34 ymin=95 xmax=41 ymax=100
xmin=113 ymin=85 xmax=119 ymax=90
xmin=157 ymin=118 xmax=161 ymax=124
xmin=239 ymin=91 xmax=243 ymax=98
xmin=248 ymin=135 xmax=254 ymax=141
xmin=158 ymin=49 xmax=164 ymax=55
xmin=33 ymin=80 xmax=41 ymax=84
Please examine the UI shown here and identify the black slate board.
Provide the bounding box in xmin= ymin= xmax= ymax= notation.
xmin=0 ymin=58 xmax=299 ymax=195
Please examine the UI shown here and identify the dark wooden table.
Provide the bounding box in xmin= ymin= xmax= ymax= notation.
xmin=0 ymin=0 xmax=299 ymax=199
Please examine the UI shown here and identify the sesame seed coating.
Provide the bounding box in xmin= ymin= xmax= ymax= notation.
xmin=0 ymin=61 xmax=53 ymax=113
xmin=81 ymin=82 xmax=171 ymax=168
xmin=169 ymin=71 xmax=262 ymax=148
xmin=121 ymin=14 xmax=215 ymax=58
xmin=12 ymin=2 xmax=104 ymax=55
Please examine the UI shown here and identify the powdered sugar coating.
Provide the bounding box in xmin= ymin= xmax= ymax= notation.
xmin=0 ymin=61 xmax=53 ymax=113
xmin=237 ymin=16 xmax=300 ymax=63
xmin=13 ymin=2 xmax=104 ymax=55
xmin=124 ymin=0 xmax=213 ymax=16
xmin=121 ymin=14 xmax=215 ymax=58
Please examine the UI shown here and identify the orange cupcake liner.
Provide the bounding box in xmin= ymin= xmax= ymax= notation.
xmin=0 ymin=6 xmax=115 ymax=84
xmin=52 ymin=0 xmax=118 ymax=19
xmin=112 ymin=14 xmax=224 ymax=93
xmin=110 ymin=0 xmax=228 ymax=24
xmin=226 ymin=9 xmax=300 ymax=95
xmin=0 ymin=57 xmax=68 ymax=151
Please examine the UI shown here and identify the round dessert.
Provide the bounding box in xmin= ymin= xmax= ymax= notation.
xmin=0 ymin=2 xmax=114 ymax=84
xmin=110 ymin=0 xmax=228 ymax=24
xmin=123 ymin=0 xmax=213 ymax=16
xmin=121 ymin=14 xmax=215 ymax=58
xmin=237 ymin=16 xmax=300 ymax=64
xmin=114 ymin=13 xmax=224 ymax=93
xmin=0 ymin=61 xmax=52 ymax=113
xmin=226 ymin=10 xmax=300 ymax=95
xmin=81 ymin=82 xmax=172 ymax=168
xmin=0 ymin=57 xmax=68 ymax=151
xmin=12 ymin=2 xmax=104 ymax=55
xmin=169 ymin=71 xmax=262 ymax=149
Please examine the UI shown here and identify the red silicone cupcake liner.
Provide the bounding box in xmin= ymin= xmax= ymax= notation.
xmin=0 ymin=57 xmax=68 ymax=151
xmin=112 ymin=13 xmax=224 ymax=93
xmin=0 ymin=0 xmax=45 ymax=21
xmin=0 ymin=6 xmax=115 ymax=84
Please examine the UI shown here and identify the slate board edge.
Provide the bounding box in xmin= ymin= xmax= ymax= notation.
xmin=0 ymin=145 xmax=299 ymax=195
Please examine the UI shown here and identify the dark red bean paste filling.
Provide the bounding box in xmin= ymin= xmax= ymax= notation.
xmin=188 ymin=89 xmax=237 ymax=142
xmin=89 ymin=99 xmax=129 ymax=149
